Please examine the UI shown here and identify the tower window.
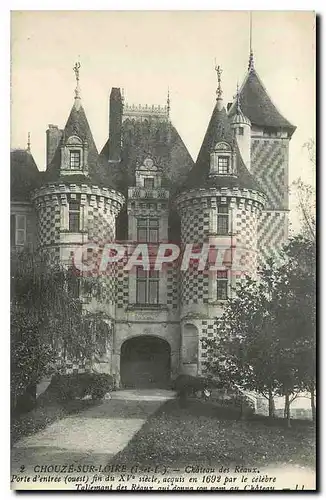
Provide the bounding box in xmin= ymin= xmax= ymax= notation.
xmin=144 ymin=177 xmax=155 ymax=189
xmin=136 ymin=268 xmax=159 ymax=305
xmin=69 ymin=201 xmax=80 ymax=232
xmin=217 ymin=156 xmax=230 ymax=174
xmin=217 ymin=270 xmax=228 ymax=300
xmin=217 ymin=205 xmax=229 ymax=235
xmin=137 ymin=218 xmax=158 ymax=242
xmin=70 ymin=150 xmax=81 ymax=169
xmin=238 ymin=127 xmax=244 ymax=136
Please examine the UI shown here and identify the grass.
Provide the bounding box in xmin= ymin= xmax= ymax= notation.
xmin=114 ymin=398 xmax=316 ymax=469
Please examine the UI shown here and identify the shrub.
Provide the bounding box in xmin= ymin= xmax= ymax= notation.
xmin=210 ymin=388 xmax=256 ymax=415
xmin=47 ymin=372 xmax=113 ymax=401
xmin=173 ymin=374 xmax=212 ymax=398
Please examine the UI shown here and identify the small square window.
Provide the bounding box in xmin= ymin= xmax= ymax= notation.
xmin=238 ymin=127 xmax=244 ymax=136
xmin=144 ymin=177 xmax=154 ymax=189
xmin=70 ymin=150 xmax=81 ymax=169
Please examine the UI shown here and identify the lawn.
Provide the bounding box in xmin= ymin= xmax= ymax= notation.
xmin=114 ymin=399 xmax=316 ymax=469
xmin=11 ymin=397 xmax=101 ymax=445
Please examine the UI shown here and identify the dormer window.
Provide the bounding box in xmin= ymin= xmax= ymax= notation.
xmin=70 ymin=150 xmax=81 ymax=169
xmin=135 ymin=157 xmax=162 ymax=188
xmin=60 ymin=135 xmax=88 ymax=176
xmin=210 ymin=142 xmax=234 ymax=176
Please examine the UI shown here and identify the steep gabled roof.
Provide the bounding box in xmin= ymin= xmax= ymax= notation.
xmin=229 ymin=68 xmax=296 ymax=135
xmin=181 ymin=102 xmax=263 ymax=193
xmin=45 ymin=99 xmax=112 ymax=187
xmin=100 ymin=117 xmax=194 ymax=195
xmin=11 ymin=149 xmax=40 ymax=202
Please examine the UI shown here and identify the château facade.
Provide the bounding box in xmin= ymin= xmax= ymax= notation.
xmin=11 ymin=56 xmax=295 ymax=388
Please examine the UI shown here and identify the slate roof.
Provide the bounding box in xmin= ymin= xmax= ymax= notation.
xmin=181 ymin=102 xmax=264 ymax=194
xmin=229 ymin=69 xmax=296 ymax=135
xmin=100 ymin=117 xmax=194 ymax=196
xmin=11 ymin=149 xmax=40 ymax=202
xmin=44 ymin=99 xmax=113 ymax=188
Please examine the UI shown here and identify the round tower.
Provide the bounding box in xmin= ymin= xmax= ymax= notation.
xmin=175 ymin=66 xmax=266 ymax=378
xmin=32 ymin=62 xmax=125 ymax=376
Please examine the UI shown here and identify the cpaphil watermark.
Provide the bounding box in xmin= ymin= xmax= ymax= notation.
xmin=71 ymin=239 xmax=255 ymax=277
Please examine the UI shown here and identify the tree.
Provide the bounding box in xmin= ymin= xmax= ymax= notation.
xmin=205 ymin=274 xmax=281 ymax=418
xmin=206 ymin=238 xmax=316 ymax=424
xmin=280 ymin=236 xmax=316 ymax=422
xmin=11 ymin=250 xmax=111 ymax=411
xmin=292 ymin=139 xmax=316 ymax=241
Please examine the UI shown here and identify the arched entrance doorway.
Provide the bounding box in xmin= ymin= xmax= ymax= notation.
xmin=120 ymin=336 xmax=171 ymax=389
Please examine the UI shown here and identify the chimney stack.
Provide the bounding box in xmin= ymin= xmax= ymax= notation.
xmin=108 ymin=88 xmax=123 ymax=163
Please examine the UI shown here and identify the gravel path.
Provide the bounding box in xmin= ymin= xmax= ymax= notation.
xmin=11 ymin=390 xmax=176 ymax=484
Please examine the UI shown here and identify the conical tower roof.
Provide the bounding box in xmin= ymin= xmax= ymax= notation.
xmin=45 ymin=65 xmax=114 ymax=187
xmin=229 ymin=68 xmax=296 ymax=135
xmin=182 ymin=102 xmax=263 ymax=193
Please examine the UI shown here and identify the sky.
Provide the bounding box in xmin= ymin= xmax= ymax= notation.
xmin=11 ymin=11 xmax=315 ymax=225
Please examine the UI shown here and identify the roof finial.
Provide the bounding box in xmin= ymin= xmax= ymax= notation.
xmin=73 ymin=61 xmax=81 ymax=99
xmin=236 ymin=82 xmax=241 ymax=112
xmin=248 ymin=11 xmax=254 ymax=71
xmin=214 ymin=60 xmax=223 ymax=100
xmin=167 ymin=87 xmax=170 ymax=119
xmin=27 ymin=132 xmax=31 ymax=152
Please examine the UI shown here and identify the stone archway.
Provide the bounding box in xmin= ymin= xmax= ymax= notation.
xmin=120 ymin=336 xmax=171 ymax=389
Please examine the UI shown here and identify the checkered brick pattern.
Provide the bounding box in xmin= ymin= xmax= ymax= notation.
xmin=179 ymin=203 xmax=210 ymax=305
xmin=36 ymin=200 xmax=61 ymax=247
xmin=98 ymin=275 xmax=116 ymax=305
xmin=181 ymin=207 xmax=210 ymax=243
xmin=116 ymin=257 xmax=129 ymax=308
xmin=258 ymin=210 xmax=288 ymax=269
xmin=167 ymin=261 xmax=179 ymax=309
xmin=87 ymin=203 xmax=115 ymax=244
xmin=81 ymin=246 xmax=118 ymax=305
xmin=180 ymin=265 xmax=209 ymax=305
xmin=251 ymin=138 xmax=289 ymax=210
xmin=234 ymin=204 xmax=259 ymax=283
xmin=199 ymin=319 xmax=221 ymax=375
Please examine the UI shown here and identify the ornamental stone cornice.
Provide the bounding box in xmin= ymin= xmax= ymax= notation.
xmin=32 ymin=183 xmax=125 ymax=209
xmin=175 ymin=186 xmax=266 ymax=211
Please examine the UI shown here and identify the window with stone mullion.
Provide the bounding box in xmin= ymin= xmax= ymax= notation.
xmin=136 ymin=268 xmax=159 ymax=304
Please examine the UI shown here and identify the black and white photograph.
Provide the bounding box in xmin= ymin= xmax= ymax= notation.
xmin=10 ymin=10 xmax=316 ymax=491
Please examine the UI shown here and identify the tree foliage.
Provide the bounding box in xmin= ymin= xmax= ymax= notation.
xmin=11 ymin=250 xmax=112 ymax=406
xmin=292 ymin=139 xmax=316 ymax=241
xmin=205 ymin=235 xmax=316 ymax=422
